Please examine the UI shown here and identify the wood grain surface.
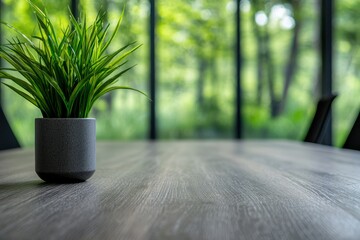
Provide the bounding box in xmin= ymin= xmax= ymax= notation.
xmin=1 ymin=140 xmax=360 ymax=240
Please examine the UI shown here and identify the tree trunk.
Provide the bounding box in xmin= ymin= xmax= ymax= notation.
xmin=263 ymin=25 xmax=279 ymax=117
xmin=343 ymin=45 xmax=357 ymax=78
xmin=251 ymin=1 xmax=264 ymax=105
xmin=312 ymin=0 xmax=321 ymax=100
xmin=209 ymin=57 xmax=219 ymax=97
xmin=197 ymin=58 xmax=207 ymax=108
xmin=278 ymin=0 xmax=302 ymax=113
xmin=101 ymin=0 xmax=114 ymax=113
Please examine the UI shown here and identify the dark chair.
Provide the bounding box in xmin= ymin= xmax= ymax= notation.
xmin=304 ymin=94 xmax=337 ymax=144
xmin=343 ymin=111 xmax=360 ymax=151
xmin=0 ymin=105 xmax=20 ymax=150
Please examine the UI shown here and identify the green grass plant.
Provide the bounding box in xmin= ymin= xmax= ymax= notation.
xmin=0 ymin=1 xmax=146 ymax=118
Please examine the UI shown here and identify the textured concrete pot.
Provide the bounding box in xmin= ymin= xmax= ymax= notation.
xmin=35 ymin=118 xmax=96 ymax=183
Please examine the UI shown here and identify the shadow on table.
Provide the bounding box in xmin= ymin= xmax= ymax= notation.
xmin=0 ymin=180 xmax=84 ymax=190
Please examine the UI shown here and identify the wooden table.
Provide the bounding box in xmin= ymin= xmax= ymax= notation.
xmin=1 ymin=140 xmax=360 ymax=240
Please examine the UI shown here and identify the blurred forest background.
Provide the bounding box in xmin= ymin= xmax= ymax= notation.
xmin=1 ymin=0 xmax=359 ymax=146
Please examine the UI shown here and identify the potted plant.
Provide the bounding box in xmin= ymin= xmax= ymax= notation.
xmin=0 ymin=2 xmax=146 ymax=182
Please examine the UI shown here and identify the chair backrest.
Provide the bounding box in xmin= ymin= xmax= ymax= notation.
xmin=343 ymin=111 xmax=360 ymax=151
xmin=304 ymin=94 xmax=337 ymax=144
xmin=0 ymin=105 xmax=20 ymax=150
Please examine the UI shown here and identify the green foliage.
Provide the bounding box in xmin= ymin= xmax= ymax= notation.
xmin=1 ymin=0 xmax=360 ymax=146
xmin=0 ymin=1 xmax=146 ymax=118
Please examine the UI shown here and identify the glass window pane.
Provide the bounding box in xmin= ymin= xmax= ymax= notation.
xmin=158 ymin=0 xmax=234 ymax=138
xmin=1 ymin=0 xmax=148 ymax=146
xmin=334 ymin=0 xmax=360 ymax=146
xmin=80 ymin=0 xmax=149 ymax=140
xmin=242 ymin=0 xmax=318 ymax=140
xmin=2 ymin=0 xmax=71 ymax=146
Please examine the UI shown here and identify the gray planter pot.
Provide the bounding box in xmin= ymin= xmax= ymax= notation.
xmin=35 ymin=118 xmax=96 ymax=183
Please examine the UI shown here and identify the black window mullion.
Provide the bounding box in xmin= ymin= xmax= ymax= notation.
xmin=235 ymin=0 xmax=242 ymax=139
xmin=320 ymin=0 xmax=333 ymax=145
xmin=149 ymin=0 xmax=157 ymax=140
xmin=71 ymin=0 xmax=79 ymax=20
